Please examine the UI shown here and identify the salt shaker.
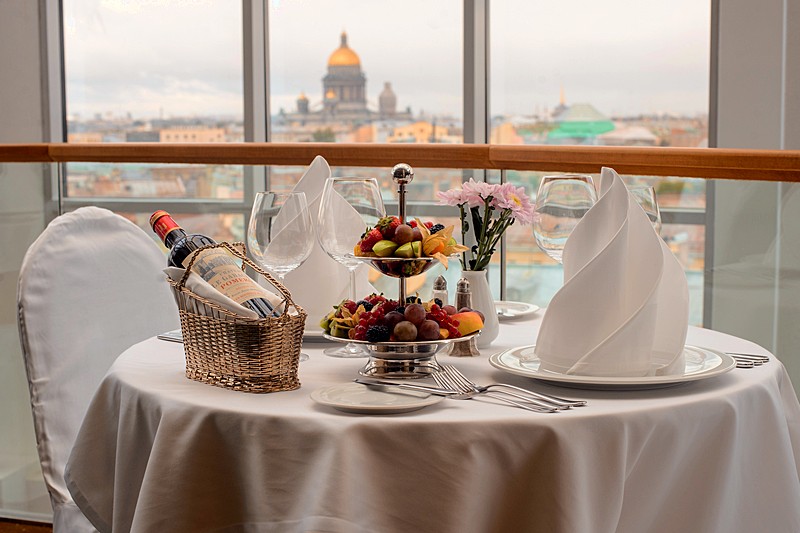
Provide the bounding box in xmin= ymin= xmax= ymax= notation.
xmin=447 ymin=277 xmax=480 ymax=357
xmin=432 ymin=275 xmax=449 ymax=306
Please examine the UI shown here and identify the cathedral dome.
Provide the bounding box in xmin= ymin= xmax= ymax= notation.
xmin=327 ymin=31 xmax=360 ymax=67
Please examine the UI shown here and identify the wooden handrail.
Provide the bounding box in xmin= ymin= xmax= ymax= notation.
xmin=1 ymin=142 xmax=799 ymax=182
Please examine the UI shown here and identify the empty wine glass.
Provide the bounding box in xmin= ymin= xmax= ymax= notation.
xmin=248 ymin=191 xmax=315 ymax=361
xmin=629 ymin=186 xmax=662 ymax=235
xmin=532 ymin=175 xmax=597 ymax=263
xmin=317 ymin=177 xmax=386 ymax=358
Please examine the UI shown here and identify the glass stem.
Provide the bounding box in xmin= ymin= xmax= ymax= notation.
xmin=349 ymin=268 xmax=357 ymax=302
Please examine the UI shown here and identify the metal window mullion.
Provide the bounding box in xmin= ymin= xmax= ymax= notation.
xmin=243 ymin=0 xmax=268 ymax=228
xmin=43 ymin=0 xmax=66 ymax=219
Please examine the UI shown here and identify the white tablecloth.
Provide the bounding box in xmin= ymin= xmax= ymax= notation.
xmin=65 ymin=318 xmax=800 ymax=533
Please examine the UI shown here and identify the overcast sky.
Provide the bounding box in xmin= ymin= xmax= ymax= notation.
xmin=64 ymin=0 xmax=710 ymax=121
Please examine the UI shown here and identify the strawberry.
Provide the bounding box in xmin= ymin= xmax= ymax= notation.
xmin=424 ymin=221 xmax=434 ymax=229
xmin=376 ymin=216 xmax=400 ymax=239
xmin=359 ymin=227 xmax=383 ymax=253
xmin=339 ymin=300 xmax=358 ymax=315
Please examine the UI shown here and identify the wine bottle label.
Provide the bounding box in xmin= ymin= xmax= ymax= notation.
xmin=184 ymin=248 xmax=268 ymax=305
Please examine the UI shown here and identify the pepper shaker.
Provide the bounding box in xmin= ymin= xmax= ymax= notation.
xmin=432 ymin=275 xmax=449 ymax=306
xmin=448 ymin=277 xmax=480 ymax=357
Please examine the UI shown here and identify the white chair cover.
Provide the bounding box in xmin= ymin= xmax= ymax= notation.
xmin=16 ymin=207 xmax=179 ymax=532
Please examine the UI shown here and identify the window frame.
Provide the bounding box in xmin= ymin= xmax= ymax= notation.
xmin=46 ymin=0 xmax=709 ymax=304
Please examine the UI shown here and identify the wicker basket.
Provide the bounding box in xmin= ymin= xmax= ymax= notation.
xmin=166 ymin=242 xmax=306 ymax=393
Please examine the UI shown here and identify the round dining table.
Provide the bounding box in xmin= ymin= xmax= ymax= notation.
xmin=65 ymin=316 xmax=800 ymax=533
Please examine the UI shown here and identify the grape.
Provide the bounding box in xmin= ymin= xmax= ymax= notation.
xmin=394 ymin=224 xmax=414 ymax=244
xmin=473 ymin=310 xmax=485 ymax=322
xmin=459 ymin=307 xmax=471 ymax=313
xmin=404 ymin=303 xmax=426 ymax=325
xmin=443 ymin=305 xmax=458 ymax=315
xmin=411 ymin=227 xmax=422 ymax=241
xmin=393 ymin=320 xmax=418 ymax=341
xmin=417 ymin=320 xmax=440 ymax=341
xmin=383 ymin=311 xmax=405 ymax=332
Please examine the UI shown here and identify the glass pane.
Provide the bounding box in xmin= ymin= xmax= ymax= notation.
xmin=64 ymin=162 xmax=244 ymax=200
xmin=0 ymin=164 xmax=53 ymax=521
xmin=62 ymin=0 xmax=244 ymax=199
xmin=269 ymin=1 xmax=462 ymax=141
xmin=106 ymin=212 xmax=247 ymax=248
xmin=490 ymin=0 xmax=710 ymax=210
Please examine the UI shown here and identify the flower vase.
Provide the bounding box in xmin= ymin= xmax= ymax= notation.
xmin=462 ymin=270 xmax=499 ymax=349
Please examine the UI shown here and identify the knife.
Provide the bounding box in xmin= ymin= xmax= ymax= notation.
xmin=354 ymin=378 xmax=457 ymax=396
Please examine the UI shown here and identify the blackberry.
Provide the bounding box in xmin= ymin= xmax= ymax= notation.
xmin=356 ymin=300 xmax=374 ymax=312
xmin=365 ymin=324 xmax=390 ymax=343
xmin=429 ymin=223 xmax=446 ymax=234
xmin=395 ymin=306 xmax=406 ymax=315
xmin=434 ymin=298 xmax=443 ymax=307
xmin=405 ymin=295 xmax=422 ymax=304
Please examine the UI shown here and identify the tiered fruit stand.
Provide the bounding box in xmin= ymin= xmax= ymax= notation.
xmin=323 ymin=163 xmax=478 ymax=379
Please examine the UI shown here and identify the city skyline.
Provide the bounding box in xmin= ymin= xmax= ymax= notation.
xmin=64 ymin=0 xmax=710 ymax=121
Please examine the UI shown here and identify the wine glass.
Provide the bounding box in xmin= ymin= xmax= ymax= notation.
xmin=247 ymin=191 xmax=315 ymax=361
xmin=317 ymin=177 xmax=386 ymax=357
xmin=532 ymin=175 xmax=597 ymax=263
xmin=629 ymin=186 xmax=662 ymax=235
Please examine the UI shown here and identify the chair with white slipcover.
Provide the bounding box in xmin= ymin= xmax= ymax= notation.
xmin=16 ymin=206 xmax=179 ymax=532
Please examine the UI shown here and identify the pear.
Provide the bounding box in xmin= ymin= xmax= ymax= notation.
xmin=372 ymin=239 xmax=398 ymax=257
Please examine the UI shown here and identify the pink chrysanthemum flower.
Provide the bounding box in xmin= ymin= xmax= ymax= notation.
xmin=462 ymin=178 xmax=498 ymax=207
xmin=493 ymin=183 xmax=535 ymax=225
xmin=436 ymin=188 xmax=467 ymax=207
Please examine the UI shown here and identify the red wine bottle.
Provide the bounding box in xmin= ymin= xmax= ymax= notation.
xmin=150 ymin=210 xmax=277 ymax=318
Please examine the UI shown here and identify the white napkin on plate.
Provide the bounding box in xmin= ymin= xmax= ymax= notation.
xmin=278 ymin=155 xmax=374 ymax=323
xmin=532 ymin=167 xmax=689 ymax=377
xmin=164 ymin=267 xmax=285 ymax=318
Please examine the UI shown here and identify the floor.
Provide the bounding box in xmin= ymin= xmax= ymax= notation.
xmin=0 ymin=519 xmax=51 ymax=532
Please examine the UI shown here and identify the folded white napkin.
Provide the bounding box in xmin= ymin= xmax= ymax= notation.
xmin=278 ymin=155 xmax=374 ymax=322
xmin=532 ymin=167 xmax=689 ymax=377
xmin=165 ymin=267 xmax=285 ymax=319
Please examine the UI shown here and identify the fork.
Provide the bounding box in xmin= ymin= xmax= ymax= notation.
xmin=441 ymin=364 xmax=587 ymax=408
xmin=431 ymin=372 xmax=558 ymax=413
xmin=432 ymin=372 xmax=558 ymax=413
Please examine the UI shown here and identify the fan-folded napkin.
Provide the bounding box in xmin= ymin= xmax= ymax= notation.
xmin=532 ymin=167 xmax=689 ymax=376
xmin=278 ymin=155 xmax=374 ymax=323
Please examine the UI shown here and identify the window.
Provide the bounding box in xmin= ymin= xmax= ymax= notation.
xmin=490 ymin=0 xmax=711 ymax=323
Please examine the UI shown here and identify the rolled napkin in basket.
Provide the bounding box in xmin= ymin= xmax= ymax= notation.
xmin=531 ymin=167 xmax=689 ymax=377
xmin=164 ymin=267 xmax=286 ymax=319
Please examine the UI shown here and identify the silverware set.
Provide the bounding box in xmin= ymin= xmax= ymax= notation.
xmin=357 ymin=364 xmax=586 ymax=413
xmin=728 ymin=352 xmax=770 ymax=368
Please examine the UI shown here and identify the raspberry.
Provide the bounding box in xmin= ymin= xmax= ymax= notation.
xmin=429 ymin=224 xmax=445 ymax=234
xmin=359 ymin=228 xmax=383 ymax=253
xmin=408 ymin=220 xmax=417 ymax=228
xmin=376 ymin=216 xmax=400 ymax=239
xmin=425 ymin=221 xmax=434 ymax=229
xmin=365 ymin=325 xmax=390 ymax=343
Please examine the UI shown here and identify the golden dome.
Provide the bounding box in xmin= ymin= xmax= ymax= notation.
xmin=327 ymin=31 xmax=360 ymax=67
xmin=325 ymin=88 xmax=337 ymax=99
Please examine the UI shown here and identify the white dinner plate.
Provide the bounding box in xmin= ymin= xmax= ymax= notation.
xmin=310 ymin=382 xmax=444 ymax=414
xmin=495 ymin=301 xmax=541 ymax=321
xmin=489 ymin=345 xmax=736 ymax=390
